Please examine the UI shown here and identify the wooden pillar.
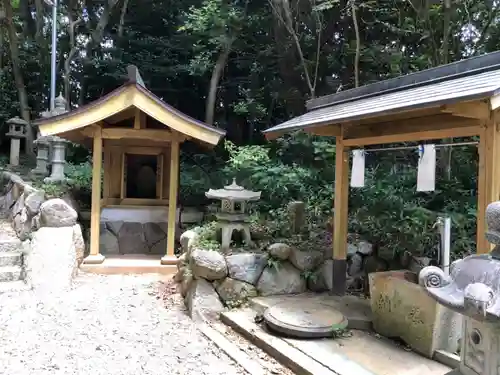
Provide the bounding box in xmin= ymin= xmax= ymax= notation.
xmin=332 ymin=136 xmax=349 ymax=295
xmin=84 ymin=126 xmax=105 ymax=264
xmin=477 ymin=115 xmax=500 ymax=254
xmin=161 ymin=140 xmax=180 ymax=265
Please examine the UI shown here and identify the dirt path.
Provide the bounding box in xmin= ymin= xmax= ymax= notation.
xmin=0 ymin=273 xmax=247 ymax=375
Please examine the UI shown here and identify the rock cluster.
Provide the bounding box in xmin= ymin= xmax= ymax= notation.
xmin=0 ymin=172 xmax=85 ymax=292
xmin=173 ymin=227 xmax=377 ymax=320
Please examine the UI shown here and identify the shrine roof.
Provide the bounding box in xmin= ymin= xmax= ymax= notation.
xmin=263 ymin=51 xmax=500 ymax=138
xmin=34 ymin=66 xmax=226 ymax=146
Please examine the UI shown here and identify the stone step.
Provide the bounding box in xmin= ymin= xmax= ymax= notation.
xmin=0 ymin=280 xmax=30 ymax=294
xmin=0 ymin=252 xmax=22 ymax=267
xmin=0 ymin=266 xmax=23 ymax=282
xmin=0 ymin=238 xmax=22 ymax=253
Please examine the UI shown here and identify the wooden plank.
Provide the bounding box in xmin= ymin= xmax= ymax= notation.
xmin=109 ymin=148 xmax=122 ymax=198
xmin=220 ymin=309 xmax=338 ymax=375
xmin=120 ymin=146 xmax=164 ymax=156
xmin=333 ymin=136 xmax=349 ymax=295
xmin=89 ymin=127 xmax=103 ymax=257
xmin=162 ymin=147 xmax=171 ymax=201
xmin=343 ymin=126 xmax=480 ymax=147
xmin=82 ymin=127 xmax=178 ymax=142
xmin=440 ymin=101 xmax=490 ymax=120
xmin=120 ymin=151 xmax=126 ymax=199
xmin=163 ymin=141 xmax=180 ymax=262
xmin=199 ymin=322 xmax=267 ymax=375
xmin=343 ymin=114 xmax=477 ymax=139
xmin=158 ymin=154 xmax=164 ymax=199
xmin=477 ymin=115 xmax=500 ymax=254
xmin=305 ymin=124 xmax=342 ymax=137
xmin=102 ymin=148 xmax=110 ymax=199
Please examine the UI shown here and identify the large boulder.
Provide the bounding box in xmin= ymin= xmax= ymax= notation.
xmin=24 ymin=190 xmax=46 ymax=216
xmin=180 ymin=230 xmax=199 ymax=254
xmin=191 ymin=249 xmax=227 ymax=280
xmin=215 ymin=277 xmax=257 ymax=305
xmin=268 ymin=243 xmax=291 ymax=260
xmin=288 ymin=248 xmax=323 ymax=271
xmin=25 ymin=226 xmax=77 ymax=294
xmin=226 ymin=253 xmax=268 ymax=285
xmin=308 ymin=260 xmax=334 ymax=292
xmin=185 ymin=278 xmax=225 ymax=321
xmin=39 ymin=198 xmax=78 ymax=228
xmin=256 ymin=262 xmax=306 ymax=296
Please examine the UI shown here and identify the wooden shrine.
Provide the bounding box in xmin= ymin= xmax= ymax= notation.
xmin=263 ymin=51 xmax=500 ymax=295
xmin=34 ymin=66 xmax=226 ymax=265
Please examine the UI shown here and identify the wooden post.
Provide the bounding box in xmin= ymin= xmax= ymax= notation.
xmin=332 ymin=136 xmax=349 ymax=295
xmin=477 ymin=115 xmax=500 ymax=254
xmin=84 ymin=126 xmax=105 ymax=264
xmin=161 ymin=140 xmax=180 ymax=265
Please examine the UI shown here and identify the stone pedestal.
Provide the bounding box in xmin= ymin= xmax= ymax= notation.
xmin=6 ymin=116 xmax=28 ymax=167
xmin=44 ymin=136 xmax=68 ymax=183
xmin=31 ymin=136 xmax=50 ymax=177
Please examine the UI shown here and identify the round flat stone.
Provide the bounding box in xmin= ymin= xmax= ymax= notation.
xmin=263 ymin=300 xmax=348 ymax=339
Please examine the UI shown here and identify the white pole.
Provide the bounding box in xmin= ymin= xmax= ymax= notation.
xmin=46 ymin=0 xmax=58 ymax=111
xmin=438 ymin=216 xmax=452 ymax=275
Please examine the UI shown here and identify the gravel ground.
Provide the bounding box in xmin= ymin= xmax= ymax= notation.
xmin=0 ymin=273 xmax=247 ymax=375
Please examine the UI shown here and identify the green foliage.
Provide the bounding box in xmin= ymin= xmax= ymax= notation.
xmin=223 ymin=140 xmax=332 ymax=212
xmin=190 ymin=221 xmax=221 ymax=251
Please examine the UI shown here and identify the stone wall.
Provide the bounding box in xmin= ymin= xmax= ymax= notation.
xmin=174 ymin=229 xmax=374 ymax=320
xmin=0 ymin=171 xmax=85 ymax=293
xmin=99 ymin=206 xmax=182 ymax=255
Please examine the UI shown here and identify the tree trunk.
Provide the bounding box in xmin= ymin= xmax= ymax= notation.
xmin=205 ymin=40 xmax=233 ymax=126
xmin=3 ymin=0 xmax=34 ymax=155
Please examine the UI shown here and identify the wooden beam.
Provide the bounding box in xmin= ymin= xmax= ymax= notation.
xmin=332 ymin=136 xmax=349 ymax=295
xmin=161 ymin=140 xmax=180 ymax=265
xmin=102 ymin=148 xmax=110 ymax=199
xmin=344 ymin=126 xmax=480 ymax=147
xmin=83 ymin=126 xmax=105 ymax=264
xmin=440 ymin=101 xmax=490 ymax=120
xmin=305 ymin=124 xmax=342 ymax=137
xmin=82 ymin=127 xmax=182 ymax=142
xmin=133 ymin=108 xmax=146 ymax=129
xmin=120 ymin=151 xmax=126 ymax=199
xmin=477 ymin=115 xmax=500 ymax=254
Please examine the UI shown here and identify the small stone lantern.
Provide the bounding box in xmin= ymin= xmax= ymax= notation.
xmin=30 ymin=136 xmax=50 ymax=177
xmin=419 ymin=200 xmax=500 ymax=375
xmin=41 ymin=93 xmax=69 ymax=183
xmin=6 ymin=116 xmax=28 ymax=167
xmin=205 ymin=178 xmax=261 ymax=252
xmin=44 ymin=136 xmax=69 ymax=183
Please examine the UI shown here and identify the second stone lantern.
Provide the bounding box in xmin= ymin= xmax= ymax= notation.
xmin=205 ymin=178 xmax=261 ymax=252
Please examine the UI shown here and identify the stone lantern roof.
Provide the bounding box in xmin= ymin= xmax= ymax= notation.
xmin=6 ymin=116 xmax=28 ymax=138
xmin=205 ymin=178 xmax=261 ymax=202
